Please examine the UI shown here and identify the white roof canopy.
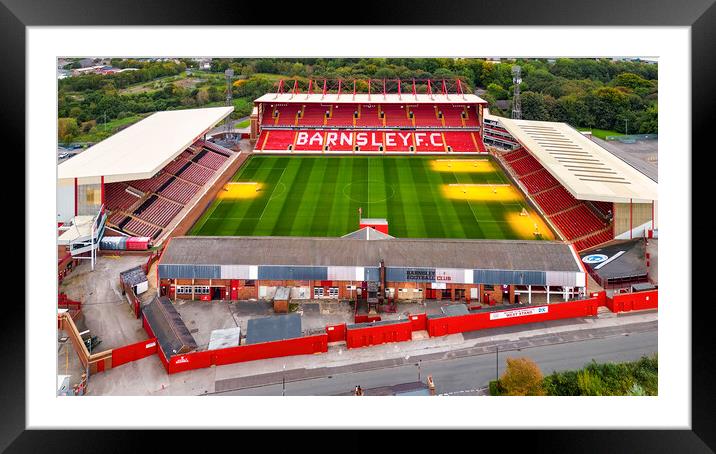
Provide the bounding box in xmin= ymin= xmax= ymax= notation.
xmin=496 ymin=117 xmax=657 ymax=203
xmin=254 ymin=93 xmax=487 ymax=105
xmin=58 ymin=106 xmax=233 ymax=184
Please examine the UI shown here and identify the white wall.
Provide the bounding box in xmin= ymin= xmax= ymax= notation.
xmin=56 ymin=180 xmax=74 ymax=224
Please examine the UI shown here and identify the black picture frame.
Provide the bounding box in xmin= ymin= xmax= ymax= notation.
xmin=4 ymin=0 xmax=712 ymax=450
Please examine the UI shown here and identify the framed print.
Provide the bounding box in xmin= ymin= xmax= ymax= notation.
xmin=5 ymin=0 xmax=714 ymax=450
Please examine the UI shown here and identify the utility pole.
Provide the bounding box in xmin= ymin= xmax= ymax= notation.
xmin=495 ymin=345 xmax=499 ymax=384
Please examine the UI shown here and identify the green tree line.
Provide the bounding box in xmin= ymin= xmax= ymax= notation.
xmin=58 ymin=58 xmax=657 ymax=143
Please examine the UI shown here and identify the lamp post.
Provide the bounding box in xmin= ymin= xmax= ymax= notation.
xmin=282 ymin=364 xmax=286 ymax=396
xmin=495 ymin=345 xmax=499 ymax=384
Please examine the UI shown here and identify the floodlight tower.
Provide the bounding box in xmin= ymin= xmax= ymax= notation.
xmin=511 ymin=65 xmax=522 ymax=120
xmin=224 ymin=68 xmax=234 ymax=134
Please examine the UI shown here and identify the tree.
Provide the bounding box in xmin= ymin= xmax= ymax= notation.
xmin=499 ymin=357 xmax=545 ymax=396
xmin=486 ymin=83 xmax=508 ymax=100
xmin=58 ymin=117 xmax=79 ymax=143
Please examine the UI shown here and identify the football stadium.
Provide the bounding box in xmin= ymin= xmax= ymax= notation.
xmin=57 ymin=77 xmax=659 ymax=379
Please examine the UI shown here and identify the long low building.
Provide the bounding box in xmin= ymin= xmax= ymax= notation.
xmin=158 ymin=232 xmax=587 ymax=304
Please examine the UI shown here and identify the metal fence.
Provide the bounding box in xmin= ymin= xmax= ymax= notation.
xmin=606 ymin=134 xmax=658 ymax=142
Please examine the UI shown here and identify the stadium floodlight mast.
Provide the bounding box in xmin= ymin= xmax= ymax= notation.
xmin=511 ymin=65 xmax=522 ymax=120
xmin=224 ymin=68 xmax=234 ymax=135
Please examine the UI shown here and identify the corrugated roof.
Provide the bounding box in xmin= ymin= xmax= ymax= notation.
xmin=119 ymin=265 xmax=148 ymax=287
xmin=142 ymin=296 xmax=197 ymax=358
xmin=57 ymin=106 xmax=233 ymax=185
xmin=496 ymin=117 xmax=658 ymax=203
xmin=160 ymin=236 xmax=581 ymax=272
xmin=254 ymin=93 xmax=487 ymax=105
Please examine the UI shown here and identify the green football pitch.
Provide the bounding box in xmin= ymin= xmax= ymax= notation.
xmin=189 ymin=155 xmax=554 ymax=240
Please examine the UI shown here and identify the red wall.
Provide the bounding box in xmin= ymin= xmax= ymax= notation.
xmin=409 ymin=313 xmax=427 ymax=331
xmin=355 ymin=314 xmax=381 ymax=323
xmin=591 ymin=291 xmax=608 ymax=307
xmin=326 ymin=323 xmax=346 ymax=343
xmin=427 ymin=299 xmax=599 ymax=337
xmin=346 ymin=320 xmax=413 ymax=349
xmin=608 ymin=290 xmax=658 ymax=313
xmin=165 ymin=334 xmax=328 ymax=374
xmin=111 ymin=337 xmax=158 ymax=367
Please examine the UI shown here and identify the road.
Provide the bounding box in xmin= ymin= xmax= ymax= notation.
xmin=211 ymin=329 xmax=657 ymax=396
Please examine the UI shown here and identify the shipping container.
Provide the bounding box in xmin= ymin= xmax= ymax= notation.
xmin=126 ymin=237 xmax=151 ymax=251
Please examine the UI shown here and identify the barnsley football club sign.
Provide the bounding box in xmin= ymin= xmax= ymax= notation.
xmin=489 ymin=306 xmax=548 ymax=321
xmin=295 ymin=131 xmax=445 ymax=148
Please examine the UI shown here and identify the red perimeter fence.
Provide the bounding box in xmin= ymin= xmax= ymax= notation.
xmin=111 ymin=338 xmax=158 ymax=368
xmin=88 ymin=289 xmax=657 ymax=375
xmin=606 ymin=290 xmax=658 ymax=313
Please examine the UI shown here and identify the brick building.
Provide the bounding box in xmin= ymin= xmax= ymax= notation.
xmin=157 ymin=231 xmax=587 ymax=305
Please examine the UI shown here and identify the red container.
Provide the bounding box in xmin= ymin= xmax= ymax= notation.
xmin=126 ymin=237 xmax=151 ymax=251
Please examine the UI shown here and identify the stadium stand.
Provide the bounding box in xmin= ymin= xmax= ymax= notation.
xmin=323 ymin=130 xmax=355 ymax=152
xmin=382 ymin=105 xmax=413 ymax=127
xmin=574 ymin=228 xmax=614 ymax=251
xmin=133 ymin=195 xmax=183 ymax=227
xmin=551 ymin=205 xmax=607 ymax=240
xmin=159 ymin=178 xmax=200 ymax=205
xmin=443 ymin=131 xmax=478 ymax=152
xmin=532 ymin=185 xmax=580 ymax=215
xmin=104 ymin=183 xmax=140 ymax=211
xmin=176 ymin=162 xmax=215 ymax=185
xmin=124 ymin=218 xmax=162 ymax=239
xmin=440 ymin=106 xmax=466 ymax=127
xmin=195 ymin=149 xmax=229 ymax=170
xmin=164 ymin=157 xmax=191 ymax=176
xmin=509 ymin=153 xmax=544 ymax=176
xmin=503 ymin=147 xmax=529 ymax=162
xmin=104 ymin=137 xmax=235 ymax=240
xmin=260 ymin=130 xmax=295 ymax=151
xmin=499 ymin=146 xmax=615 ymax=250
xmin=297 ymin=104 xmax=328 ymax=126
xmin=274 ymin=105 xmax=300 ymax=126
xmin=412 ymin=105 xmax=440 ymax=127
xmin=415 ymin=132 xmax=446 ymax=152
xmin=356 ymin=104 xmax=381 ymax=127
xmin=327 ymin=105 xmax=356 ymax=126
xmin=126 ymin=172 xmax=172 ymax=195
xmin=519 ymin=168 xmax=560 ymax=194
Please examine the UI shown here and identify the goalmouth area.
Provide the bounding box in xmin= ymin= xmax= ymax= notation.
xmin=189 ymin=155 xmax=554 ymax=241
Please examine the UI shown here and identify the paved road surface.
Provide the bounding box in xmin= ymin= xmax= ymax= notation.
xmin=211 ymin=329 xmax=656 ymax=396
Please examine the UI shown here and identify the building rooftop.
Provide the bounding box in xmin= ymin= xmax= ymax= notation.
xmin=496 ymin=117 xmax=658 ymax=203
xmin=160 ymin=236 xmax=582 ymax=273
xmin=57 ymin=106 xmax=233 ymax=185
xmin=254 ymin=92 xmax=487 ymax=105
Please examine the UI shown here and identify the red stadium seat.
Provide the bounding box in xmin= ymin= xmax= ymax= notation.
xmin=104 ymin=183 xmax=140 ymax=211
xmin=443 ymin=131 xmax=477 ymax=152
xmin=326 ymin=105 xmax=356 ymax=126
xmin=519 ymin=168 xmax=560 ymax=194
xmin=381 ymin=105 xmax=413 ymax=127
xmin=356 ymin=104 xmax=382 ymax=127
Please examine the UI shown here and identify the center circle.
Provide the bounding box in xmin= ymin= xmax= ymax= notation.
xmin=342 ymin=181 xmax=396 ymax=204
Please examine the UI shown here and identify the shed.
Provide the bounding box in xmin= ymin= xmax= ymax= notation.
xmin=142 ymin=296 xmax=197 ymax=358
xmin=120 ymin=265 xmax=149 ymax=295
xmin=273 ymin=286 xmax=291 ymax=313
